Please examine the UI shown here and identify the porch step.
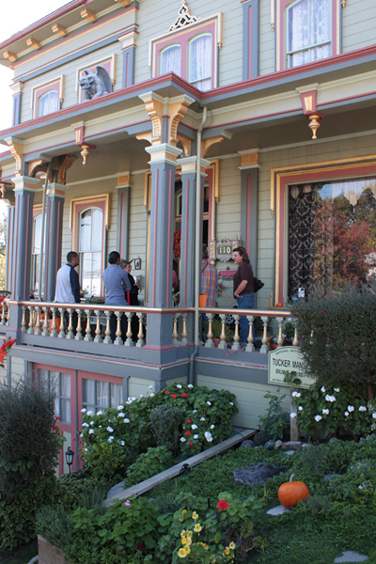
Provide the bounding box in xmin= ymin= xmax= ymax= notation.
xmin=106 ymin=428 xmax=256 ymax=505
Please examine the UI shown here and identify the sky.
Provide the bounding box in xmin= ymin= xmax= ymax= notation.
xmin=0 ymin=1 xmax=68 ymax=215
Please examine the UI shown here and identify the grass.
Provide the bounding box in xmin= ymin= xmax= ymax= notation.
xmin=0 ymin=540 xmax=38 ymax=564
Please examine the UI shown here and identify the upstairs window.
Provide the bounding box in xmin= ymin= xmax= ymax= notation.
xmin=38 ymin=90 xmax=59 ymax=117
xmin=189 ymin=35 xmax=212 ymax=91
xmin=32 ymin=76 xmax=63 ymax=118
xmin=160 ymin=45 xmax=181 ymax=75
xmin=287 ymin=0 xmax=331 ymax=68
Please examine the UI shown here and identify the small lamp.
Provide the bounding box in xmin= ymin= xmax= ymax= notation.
xmin=65 ymin=446 xmax=74 ymax=473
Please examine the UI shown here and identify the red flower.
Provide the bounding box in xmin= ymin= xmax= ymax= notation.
xmin=1 ymin=338 xmax=16 ymax=352
xmin=185 ymin=430 xmax=191 ymax=435
xmin=164 ymin=390 xmax=168 ymax=394
xmin=137 ymin=543 xmax=142 ymax=551
xmin=0 ymin=297 xmax=5 ymax=304
xmin=172 ymin=394 xmax=177 ymax=398
xmin=190 ymin=440 xmax=193 ymax=446
xmin=52 ymin=425 xmax=59 ymax=431
xmin=181 ymin=392 xmax=188 ymax=398
xmin=187 ymin=418 xmax=192 ymax=423
xmin=217 ymin=500 xmax=229 ymax=510
xmin=56 ymin=416 xmax=61 ymax=421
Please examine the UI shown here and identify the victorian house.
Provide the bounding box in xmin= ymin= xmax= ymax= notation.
xmin=0 ymin=0 xmax=375 ymax=473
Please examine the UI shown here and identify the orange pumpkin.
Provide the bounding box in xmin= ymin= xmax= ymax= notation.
xmin=278 ymin=474 xmax=309 ymax=509
xmin=276 ymin=302 xmax=283 ymax=307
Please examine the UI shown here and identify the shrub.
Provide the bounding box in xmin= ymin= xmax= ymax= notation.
xmin=259 ymin=390 xmax=289 ymax=440
xmin=150 ymin=404 xmax=184 ymax=456
xmin=57 ymin=467 xmax=108 ymax=511
xmin=0 ymin=380 xmax=62 ymax=549
xmin=125 ymin=446 xmax=174 ymax=487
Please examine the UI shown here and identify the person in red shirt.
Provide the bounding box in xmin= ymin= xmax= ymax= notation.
xmin=233 ymin=246 xmax=255 ymax=345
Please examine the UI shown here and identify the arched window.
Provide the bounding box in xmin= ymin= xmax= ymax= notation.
xmin=160 ymin=44 xmax=181 ymax=76
xmin=79 ymin=208 xmax=103 ymax=297
xmin=189 ymin=34 xmax=212 ymax=91
xmin=287 ymin=0 xmax=331 ymax=68
xmin=38 ymin=90 xmax=59 ymax=117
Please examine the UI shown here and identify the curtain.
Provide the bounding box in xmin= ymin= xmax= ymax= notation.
xmin=189 ymin=35 xmax=212 ymax=91
xmin=38 ymin=91 xmax=58 ymax=117
xmin=161 ymin=45 xmax=181 ymax=75
xmin=60 ymin=373 xmax=71 ymax=424
xmin=288 ymin=0 xmax=331 ymax=67
xmin=111 ymin=383 xmax=123 ymax=408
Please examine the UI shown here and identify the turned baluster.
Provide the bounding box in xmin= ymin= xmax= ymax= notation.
xmin=246 ymin=315 xmax=255 ymax=352
xmin=114 ymin=311 xmax=123 ymax=345
xmin=84 ymin=309 xmax=93 ymax=341
xmin=218 ymin=314 xmax=227 ymax=349
xmin=232 ymin=315 xmax=241 ymax=351
xmin=42 ymin=307 xmax=50 ymax=336
xmin=75 ymin=309 xmax=83 ymax=340
xmin=277 ymin=318 xmax=284 ymax=347
xmin=94 ymin=310 xmax=103 ymax=343
xmin=172 ymin=313 xmax=179 ymax=346
xmin=260 ymin=316 xmax=270 ymax=353
xmin=136 ymin=313 xmax=145 ymax=347
xmin=103 ymin=310 xmax=112 ymax=343
xmin=28 ymin=306 xmax=34 ymax=334
xmin=50 ymin=308 xmax=58 ymax=337
xmin=67 ymin=308 xmax=74 ymax=339
xmin=34 ymin=306 xmax=42 ymax=335
xmin=181 ymin=313 xmax=187 ymax=346
xmin=21 ymin=306 xmax=27 ymax=333
xmin=205 ymin=313 xmax=214 ymax=348
xmin=58 ymin=308 xmax=66 ymax=338
xmin=293 ymin=327 xmax=299 ymax=347
xmin=125 ymin=312 xmax=134 ymax=346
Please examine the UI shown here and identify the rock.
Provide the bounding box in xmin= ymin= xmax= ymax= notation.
xmin=323 ymin=473 xmax=341 ymax=481
xmin=283 ymin=450 xmax=296 ymax=455
xmin=334 ymin=551 xmax=369 ymax=563
xmin=267 ymin=505 xmax=290 ymax=516
xmin=253 ymin=430 xmax=269 ymax=446
xmin=275 ymin=440 xmax=282 ymax=449
xmin=234 ymin=462 xmax=286 ymax=487
xmin=264 ymin=440 xmax=275 ymax=450
xmin=302 ymin=443 xmax=312 ymax=448
xmin=241 ymin=439 xmax=254 ymax=448
xmin=281 ymin=441 xmax=302 ymax=450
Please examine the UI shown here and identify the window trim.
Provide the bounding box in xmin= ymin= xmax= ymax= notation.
xmin=31 ymin=75 xmax=64 ymax=118
xmin=36 ymin=367 xmax=72 ymax=425
xmin=81 ymin=377 xmax=124 ymax=412
xmin=276 ymin=0 xmax=340 ymax=71
xmin=31 ymin=207 xmax=46 ymax=296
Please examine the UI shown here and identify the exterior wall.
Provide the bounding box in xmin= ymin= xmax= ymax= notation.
xmin=128 ymin=171 xmax=147 ymax=302
xmin=259 ymin=0 xmax=276 ymax=76
xmin=342 ymin=0 xmax=376 ymax=52
xmin=9 ymin=355 xmax=26 ymax=384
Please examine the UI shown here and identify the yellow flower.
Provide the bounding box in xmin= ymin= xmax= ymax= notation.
xmin=178 ymin=518 xmax=184 ymax=522
xmin=184 ymin=545 xmax=191 ymax=555
xmin=194 ymin=523 xmax=202 ymax=533
xmin=192 ymin=511 xmax=199 ymax=520
xmin=225 ymin=547 xmax=230 ymax=555
xmin=229 ymin=542 xmax=235 ymax=550
xmin=182 ymin=509 xmax=187 ymax=515
xmin=203 ymin=543 xmax=208 ymax=550
xmin=180 ymin=530 xmax=187 ymax=538
xmin=187 ymin=531 xmax=193 ymax=538
xmin=178 ymin=548 xmax=188 ymax=558
xmin=181 ymin=536 xmax=187 ymax=545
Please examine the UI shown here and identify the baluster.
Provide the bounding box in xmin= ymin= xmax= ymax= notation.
xmin=34 ymin=306 xmax=42 ymax=335
xmin=94 ymin=310 xmax=103 ymax=343
xmin=136 ymin=312 xmax=145 ymax=348
xmin=58 ymin=308 xmax=66 ymax=338
xmin=67 ymin=308 xmax=74 ymax=339
xmin=293 ymin=327 xmax=299 ymax=346
xmin=1 ymin=302 xmax=6 ymax=325
xmin=125 ymin=312 xmax=134 ymax=346
xmin=277 ymin=318 xmax=284 ymax=347
xmin=218 ymin=314 xmax=227 ymax=349
xmin=50 ymin=308 xmax=58 ymax=337
xmin=103 ymin=310 xmax=112 ymax=343
xmin=28 ymin=306 xmax=34 ymax=334
xmin=246 ymin=315 xmax=255 ymax=352
xmin=113 ymin=311 xmax=122 ymax=345
xmin=172 ymin=313 xmax=179 ymax=346
xmin=204 ymin=313 xmax=214 ymax=348
xmin=260 ymin=316 xmax=269 ymax=353
xmin=84 ymin=309 xmax=93 ymax=341
xmin=42 ymin=307 xmax=50 ymax=336
xmin=181 ymin=313 xmax=187 ymax=346
xmin=232 ymin=315 xmax=240 ymax=351
xmin=75 ymin=309 xmax=83 ymax=340
xmin=21 ymin=306 xmax=27 ymax=333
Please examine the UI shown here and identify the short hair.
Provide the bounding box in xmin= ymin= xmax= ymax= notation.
xmin=233 ymin=246 xmax=250 ymax=264
xmin=119 ymin=259 xmax=131 ymax=269
xmin=108 ymin=251 xmax=120 ymax=264
xmin=67 ymin=251 xmax=78 ymax=263
xmin=202 ymin=245 xmax=209 ymax=259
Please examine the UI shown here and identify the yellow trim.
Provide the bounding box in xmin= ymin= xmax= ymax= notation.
xmin=69 ymin=193 xmax=110 ymax=230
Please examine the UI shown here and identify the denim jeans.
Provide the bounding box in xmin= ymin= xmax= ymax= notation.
xmin=236 ymin=292 xmax=255 ymax=344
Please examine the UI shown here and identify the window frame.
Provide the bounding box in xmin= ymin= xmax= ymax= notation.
xmin=275 ymin=0 xmax=340 ymax=71
xmin=31 ymin=75 xmax=63 ymax=119
xmin=37 ymin=368 xmax=72 ymax=425
xmin=75 ymin=55 xmax=115 ymax=103
xmin=31 ymin=209 xmax=46 ymax=297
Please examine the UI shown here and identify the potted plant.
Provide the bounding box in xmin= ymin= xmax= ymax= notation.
xmin=211 ymin=317 xmax=233 ymax=347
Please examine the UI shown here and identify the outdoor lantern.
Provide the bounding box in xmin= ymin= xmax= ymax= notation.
xmin=65 ymin=446 xmax=74 ymax=473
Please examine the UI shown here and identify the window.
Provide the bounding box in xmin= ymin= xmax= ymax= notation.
xmin=160 ymin=45 xmax=181 ymax=75
xmin=38 ymin=90 xmax=58 ymax=116
xmin=82 ymin=378 xmax=123 ymax=412
xmin=32 ymin=76 xmax=63 ymax=118
xmin=79 ymin=208 xmax=103 ymax=297
xmin=38 ymin=369 xmax=71 ymax=424
xmin=189 ymin=35 xmax=212 ymax=91
xmin=287 ymin=0 xmax=331 ymax=68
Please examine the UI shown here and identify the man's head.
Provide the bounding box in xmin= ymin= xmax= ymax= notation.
xmin=67 ymin=251 xmax=79 ymax=267
xmin=120 ymin=259 xmax=132 ymax=273
xmin=202 ymin=245 xmax=209 ymax=260
xmin=108 ymin=251 xmax=120 ymax=265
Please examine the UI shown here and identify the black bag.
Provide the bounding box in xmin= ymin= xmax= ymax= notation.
xmin=253 ymin=277 xmax=264 ymax=293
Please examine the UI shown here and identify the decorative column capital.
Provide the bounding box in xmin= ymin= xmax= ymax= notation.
xmin=116 ymin=172 xmax=131 ymax=188
xmin=11 ymin=176 xmax=40 ymax=193
xmin=145 ymin=143 xmax=182 ymax=165
xmin=179 ymin=156 xmax=211 ymax=175
xmin=238 ymin=150 xmax=260 ymax=170
xmin=47 ymin=183 xmax=69 ymax=199
xmin=5 ymin=137 xmax=24 ymax=176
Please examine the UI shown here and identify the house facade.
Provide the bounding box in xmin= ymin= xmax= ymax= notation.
xmin=0 ymin=0 xmax=375 ymax=473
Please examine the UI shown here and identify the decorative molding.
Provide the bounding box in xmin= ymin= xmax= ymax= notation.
xmin=75 ymin=126 xmax=85 ymax=145
xmin=80 ymin=8 xmax=97 ymax=23
xmin=80 ymin=144 xmax=96 ymax=166
xmin=3 ymin=50 xmax=18 ymax=63
xmin=26 ymin=38 xmax=42 ymax=51
xmin=52 ymin=24 xmax=68 ymax=38
xmin=239 ymin=151 xmax=260 ymax=169
xmin=168 ymin=0 xmax=199 ymax=32
xmin=308 ymin=113 xmax=324 ymax=140
xmin=114 ymin=0 xmax=132 ymax=6
xmin=177 ymin=135 xmax=191 ymax=157
xmin=201 ymin=137 xmax=224 ymax=158
xmin=5 ymin=137 xmax=24 ymax=176
xmin=169 ymin=98 xmax=193 ymax=146
xmin=69 ymin=193 xmax=111 ymax=230
xmin=57 ymin=154 xmax=76 ymax=185
xmin=139 ymin=93 xmax=194 ymax=146
xmin=117 ymin=173 xmax=131 ymax=187
xmin=28 ymin=159 xmax=48 ymax=178
xmin=341 ymin=0 xmax=346 ymax=6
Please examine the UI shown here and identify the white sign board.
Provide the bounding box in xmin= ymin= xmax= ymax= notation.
xmin=268 ymin=346 xmax=315 ymax=389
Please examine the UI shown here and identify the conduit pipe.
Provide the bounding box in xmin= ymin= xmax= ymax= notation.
xmin=38 ymin=161 xmax=52 ymax=300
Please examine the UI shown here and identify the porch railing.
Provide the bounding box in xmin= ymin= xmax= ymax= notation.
xmin=0 ymin=299 xmax=10 ymax=333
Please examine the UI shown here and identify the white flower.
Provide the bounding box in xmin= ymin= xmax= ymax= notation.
xmin=107 ymin=426 xmax=113 ymax=432
xmin=176 ymin=384 xmax=182 ymax=389
xmin=321 ymin=386 xmax=326 ymax=393
xmin=84 ymin=447 xmax=88 ymax=452
xmin=298 ymin=406 xmax=303 ymax=411
xmin=99 ymin=425 xmax=102 ymax=428
xmin=81 ymin=408 xmax=87 ymax=413
xmin=148 ymin=385 xmax=154 ymax=389
xmin=292 ymin=391 xmax=301 ymax=398
xmin=118 ymin=412 xmax=125 ymax=418
xmin=80 ymin=433 xmax=83 ymax=438
xmin=210 ymin=424 xmax=215 ymax=429
xmin=88 ymin=429 xmax=94 ymax=435
xmin=345 ymin=411 xmax=349 ymax=417
xmin=200 ymin=417 xmax=205 ymax=421
xmin=191 ymin=424 xmax=198 ymax=430
xmin=192 ymin=410 xmax=197 ymax=413
xmin=188 ymin=384 xmax=194 ymax=388
xmin=334 ymin=388 xmax=340 ymax=392
xmin=348 ymin=405 xmax=355 ymax=412
xmin=204 ymin=431 xmax=213 ymax=442
xmin=140 ymin=394 xmax=143 ymax=398
xmin=207 ymin=401 xmax=211 ymax=406
xmin=124 ymin=418 xmax=130 ymax=423
xmin=325 ymin=394 xmax=336 ymax=402
xmin=82 ymin=422 xmax=89 ymax=428
xmin=108 ymin=436 xmax=114 ymax=443
xmin=180 ymin=437 xmax=187 ymax=443
xmin=90 ymin=421 xmax=94 ymax=426
xmin=315 ymin=415 xmax=322 ymax=422
xmin=194 ymin=434 xmax=199 ymax=439
xmin=230 ymin=402 xmax=234 ymax=406
xmin=120 ymin=441 xmax=125 ymax=446
xmin=150 ymin=392 xmax=155 ymax=397
xmin=372 ymin=412 xmax=376 ymax=419
xmin=322 ymin=409 xmax=329 ymax=415
xmin=290 ymin=413 xmax=297 ymax=418
xmin=87 ymin=410 xmax=93 ymax=416
xmin=97 ymin=410 xmax=103 ymax=415
xmin=359 ymin=406 xmax=367 ymax=412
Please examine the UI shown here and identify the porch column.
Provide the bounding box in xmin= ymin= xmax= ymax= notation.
xmin=45 ymin=183 xmax=69 ymax=302
xmin=116 ymin=173 xmax=131 ymax=259
xmin=12 ymin=176 xmax=40 ymax=300
xmin=239 ymin=150 xmax=260 ymax=271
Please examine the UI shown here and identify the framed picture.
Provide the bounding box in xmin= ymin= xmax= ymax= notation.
xmin=134 ymin=258 xmax=141 ymax=270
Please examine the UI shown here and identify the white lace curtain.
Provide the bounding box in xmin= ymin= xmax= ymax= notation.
xmin=189 ymin=34 xmax=212 ymax=91
xmin=288 ymin=0 xmax=331 ymax=67
xmin=160 ymin=45 xmax=181 ymax=75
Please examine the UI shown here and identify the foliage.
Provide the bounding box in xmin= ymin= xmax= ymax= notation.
xmin=125 ymin=446 xmax=174 ymax=487
xmin=37 ymin=505 xmax=75 ymax=552
xmin=290 ymin=285 xmax=376 ymax=399
xmin=291 ymin=383 xmax=374 ymax=441
xmin=150 ymin=404 xmax=184 ymax=456
xmin=57 ymin=466 xmax=108 ymax=512
xmin=0 ymin=375 xmax=63 ymax=550
xmin=259 ymin=391 xmax=289 ymax=441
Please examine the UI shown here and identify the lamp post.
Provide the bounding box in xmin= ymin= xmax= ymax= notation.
xmin=65 ymin=446 xmax=74 ymax=473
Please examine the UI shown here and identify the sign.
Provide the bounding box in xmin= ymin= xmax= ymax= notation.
xmin=268 ymin=346 xmax=315 ymax=389
xmin=215 ymin=237 xmax=241 ymax=262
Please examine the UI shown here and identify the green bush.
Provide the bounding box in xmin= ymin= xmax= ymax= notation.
xmin=125 ymin=445 xmax=174 ymax=487
xmin=0 ymin=381 xmax=62 ymax=549
xmin=150 ymin=404 xmax=184 ymax=456
xmin=290 ymin=285 xmax=376 ymax=400
xmin=57 ymin=466 xmax=108 ymax=511
xmin=259 ymin=390 xmax=289 ymax=440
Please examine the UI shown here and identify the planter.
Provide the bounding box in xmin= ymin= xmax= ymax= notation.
xmin=38 ymin=535 xmax=73 ymax=564
xmin=213 ymin=338 xmax=221 ymax=347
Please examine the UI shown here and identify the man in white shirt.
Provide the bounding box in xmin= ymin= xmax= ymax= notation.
xmin=54 ymin=252 xmax=80 ymax=304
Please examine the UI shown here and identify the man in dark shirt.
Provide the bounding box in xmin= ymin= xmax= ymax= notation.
xmin=102 ymin=251 xmax=131 ymax=341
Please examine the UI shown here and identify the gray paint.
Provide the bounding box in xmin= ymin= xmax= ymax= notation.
xmin=12 ymin=185 xmax=37 ymax=301
xmin=12 ymin=93 xmax=22 ymax=126
xmin=242 ymin=0 xmax=260 ymax=80
xmin=179 ymin=170 xmax=197 ymax=308
xmin=117 ymin=186 xmax=130 ymax=259
xmin=240 ymin=167 xmax=258 ymax=274
xmin=5 ymin=206 xmax=14 ymax=294
xmin=45 ymin=192 xmax=65 ymax=301
xmin=122 ymin=46 xmax=136 ymax=88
